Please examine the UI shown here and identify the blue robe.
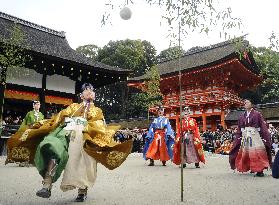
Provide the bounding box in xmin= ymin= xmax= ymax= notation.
xmin=143 ymin=116 xmax=174 ymax=160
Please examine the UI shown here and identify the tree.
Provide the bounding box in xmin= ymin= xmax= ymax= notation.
xmin=94 ymin=39 xmax=156 ymax=120
xmin=157 ymin=46 xmax=185 ymax=62
xmin=97 ymin=39 xmax=157 ymax=77
xmin=144 ymin=65 xmax=163 ymax=106
xmin=0 ymin=24 xmax=31 ymax=123
xmin=127 ymin=65 xmax=163 ymax=118
xmin=76 ymin=44 xmax=99 ymax=61
xmin=94 ymin=81 xmax=126 ymax=120
xmin=126 ymin=92 xmax=150 ymax=118
xmin=100 ymin=1 xmax=242 ymax=122
xmin=251 ymin=46 xmax=279 ymax=103
xmin=142 ymin=40 xmax=158 ymax=67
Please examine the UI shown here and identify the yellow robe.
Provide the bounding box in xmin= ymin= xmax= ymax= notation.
xmin=5 ymin=103 xmax=133 ymax=170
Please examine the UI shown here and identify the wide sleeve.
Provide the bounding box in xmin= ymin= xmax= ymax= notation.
xmin=146 ymin=122 xmax=154 ymax=139
xmin=84 ymin=107 xmax=106 ymax=134
xmin=6 ymin=104 xmax=80 ymax=165
xmin=26 ymin=103 xmax=76 ymax=133
xmin=18 ymin=112 xmax=29 ymax=131
xmin=193 ymin=120 xmax=201 ymax=139
xmin=165 ymin=118 xmax=174 ymax=137
xmin=82 ymin=106 xmax=133 ymax=170
xmin=258 ymin=112 xmax=271 ymax=147
xmin=235 ymin=115 xmax=243 ymax=141
xmin=229 ymin=116 xmax=243 ymax=169
xmin=83 ymin=107 xmax=120 ymax=147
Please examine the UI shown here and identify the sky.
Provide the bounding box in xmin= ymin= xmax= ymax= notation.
xmin=1 ymin=0 xmax=279 ymax=54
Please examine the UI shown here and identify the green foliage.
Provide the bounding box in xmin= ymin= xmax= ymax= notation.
xmin=97 ymin=39 xmax=157 ymax=77
xmin=127 ymin=66 xmax=162 ymax=117
xmin=95 ymin=40 xmax=162 ymax=119
xmin=142 ymin=40 xmax=158 ymax=67
xmin=252 ymin=46 xmax=279 ymax=102
xmin=76 ymin=44 xmax=99 ymax=61
xmin=0 ymin=23 xmax=31 ymax=122
xmin=97 ymin=66 xmax=163 ymax=119
xmin=127 ymin=92 xmax=150 ymax=117
xmin=0 ymin=24 xmax=30 ymax=70
xmin=145 ymin=65 xmax=163 ymax=106
xmin=157 ymin=46 xmax=185 ymax=61
xmin=93 ymin=39 xmax=157 ymax=119
xmin=94 ymin=81 xmax=126 ymax=119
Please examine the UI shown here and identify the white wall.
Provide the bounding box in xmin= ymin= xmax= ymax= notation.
xmin=1 ymin=67 xmax=75 ymax=94
xmin=6 ymin=67 xmax=42 ymax=88
xmin=46 ymin=74 xmax=75 ymax=94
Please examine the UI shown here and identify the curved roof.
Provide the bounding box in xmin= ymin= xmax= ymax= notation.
xmin=129 ymin=37 xmax=259 ymax=82
xmin=0 ymin=11 xmax=129 ymax=74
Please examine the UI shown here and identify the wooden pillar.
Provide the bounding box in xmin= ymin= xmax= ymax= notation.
xmin=0 ymin=67 xmax=7 ymax=122
xmin=121 ymin=81 xmax=128 ymax=119
xmin=0 ymin=83 xmax=5 ymax=122
xmin=221 ymin=108 xmax=226 ymax=129
xmin=39 ymin=74 xmax=46 ymax=117
xmin=202 ymin=111 xmax=207 ymax=131
xmin=75 ymin=80 xmax=82 ymax=103
xmin=211 ymin=117 xmax=217 ymax=131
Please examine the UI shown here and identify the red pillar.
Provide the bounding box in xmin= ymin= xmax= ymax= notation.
xmin=211 ymin=117 xmax=217 ymax=131
xmin=221 ymin=108 xmax=226 ymax=129
xmin=202 ymin=112 xmax=207 ymax=131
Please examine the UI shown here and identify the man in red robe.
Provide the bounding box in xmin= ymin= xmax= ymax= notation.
xmin=173 ymin=106 xmax=205 ymax=168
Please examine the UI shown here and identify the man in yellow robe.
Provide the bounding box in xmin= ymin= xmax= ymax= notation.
xmin=6 ymin=83 xmax=132 ymax=202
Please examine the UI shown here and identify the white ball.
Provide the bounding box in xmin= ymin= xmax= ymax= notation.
xmin=120 ymin=7 xmax=132 ymax=20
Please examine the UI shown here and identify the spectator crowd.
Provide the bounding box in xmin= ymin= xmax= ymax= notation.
xmin=121 ymin=124 xmax=279 ymax=157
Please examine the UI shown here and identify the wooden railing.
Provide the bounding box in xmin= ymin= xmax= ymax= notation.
xmin=162 ymin=88 xmax=242 ymax=107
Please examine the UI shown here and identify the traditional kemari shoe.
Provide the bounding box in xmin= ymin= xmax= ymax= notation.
xmin=36 ymin=175 xmax=52 ymax=198
xmin=75 ymin=193 xmax=87 ymax=202
xmin=76 ymin=188 xmax=87 ymax=202
xmin=36 ymin=188 xmax=51 ymax=198
xmin=255 ymin=172 xmax=264 ymax=177
xmin=179 ymin=164 xmax=186 ymax=168
xmin=148 ymin=159 xmax=154 ymax=166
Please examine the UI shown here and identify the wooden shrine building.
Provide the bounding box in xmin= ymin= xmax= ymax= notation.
xmin=128 ymin=38 xmax=261 ymax=132
xmin=0 ymin=11 xmax=129 ymax=118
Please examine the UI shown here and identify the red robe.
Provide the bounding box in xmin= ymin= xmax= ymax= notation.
xmin=173 ymin=117 xmax=205 ymax=165
xmin=146 ymin=130 xmax=170 ymax=161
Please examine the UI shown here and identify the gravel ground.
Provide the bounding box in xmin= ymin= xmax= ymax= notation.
xmin=0 ymin=153 xmax=278 ymax=205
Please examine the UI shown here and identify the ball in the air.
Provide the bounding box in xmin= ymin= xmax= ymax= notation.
xmin=120 ymin=7 xmax=132 ymax=20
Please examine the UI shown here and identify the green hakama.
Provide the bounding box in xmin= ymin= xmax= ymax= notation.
xmin=34 ymin=126 xmax=70 ymax=182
